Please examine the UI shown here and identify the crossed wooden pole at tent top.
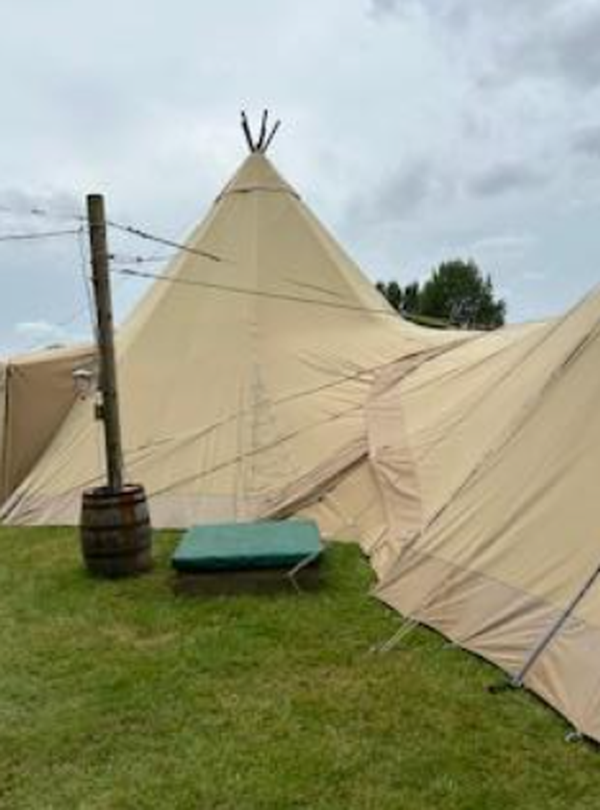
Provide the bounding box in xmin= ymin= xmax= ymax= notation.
xmin=241 ymin=110 xmax=281 ymax=153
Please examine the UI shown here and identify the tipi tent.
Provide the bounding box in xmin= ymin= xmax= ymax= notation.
xmin=0 ymin=150 xmax=463 ymax=527
xmin=367 ymin=286 xmax=600 ymax=741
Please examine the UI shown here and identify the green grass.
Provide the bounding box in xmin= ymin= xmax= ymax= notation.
xmin=0 ymin=528 xmax=598 ymax=810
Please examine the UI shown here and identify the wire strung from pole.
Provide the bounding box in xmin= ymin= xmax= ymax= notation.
xmin=14 ymin=227 xmax=95 ymax=353
xmin=110 ymin=265 xmax=401 ymax=318
xmin=0 ymin=202 xmax=84 ymax=223
xmin=0 ymin=227 xmax=82 ymax=243
xmin=0 ymin=203 xmax=221 ymax=264
xmin=17 ymin=228 xmax=94 ymax=353
xmin=106 ymin=219 xmax=225 ymax=264
xmin=53 ymin=298 xmax=95 ymax=332
xmin=108 ymin=252 xmax=175 ymax=265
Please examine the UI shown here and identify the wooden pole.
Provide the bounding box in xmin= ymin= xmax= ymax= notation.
xmin=240 ymin=111 xmax=255 ymax=152
xmin=256 ymin=109 xmax=268 ymax=151
xmin=86 ymin=194 xmax=124 ymax=492
xmin=262 ymin=120 xmax=281 ymax=153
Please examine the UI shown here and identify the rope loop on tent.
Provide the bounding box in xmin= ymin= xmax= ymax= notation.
xmin=241 ymin=109 xmax=281 ymax=153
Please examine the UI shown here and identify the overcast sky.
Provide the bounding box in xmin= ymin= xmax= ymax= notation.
xmin=2 ymin=0 xmax=600 ymax=353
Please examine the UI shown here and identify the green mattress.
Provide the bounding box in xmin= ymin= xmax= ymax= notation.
xmin=171 ymin=520 xmax=323 ymax=573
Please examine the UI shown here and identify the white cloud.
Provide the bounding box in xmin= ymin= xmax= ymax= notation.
xmin=15 ymin=320 xmax=58 ymax=335
xmin=14 ymin=320 xmax=68 ymax=347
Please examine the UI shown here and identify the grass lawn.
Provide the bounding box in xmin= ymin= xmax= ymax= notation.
xmin=0 ymin=527 xmax=598 ymax=809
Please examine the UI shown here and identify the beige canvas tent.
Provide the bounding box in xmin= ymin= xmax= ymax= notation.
xmin=0 ymin=344 xmax=95 ymax=505
xmin=0 ymin=151 xmax=463 ymax=526
xmin=366 ymin=286 xmax=600 ymax=741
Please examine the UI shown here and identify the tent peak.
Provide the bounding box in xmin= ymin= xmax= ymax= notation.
xmin=216 ymin=151 xmax=300 ymax=201
xmin=240 ymin=109 xmax=281 ymax=154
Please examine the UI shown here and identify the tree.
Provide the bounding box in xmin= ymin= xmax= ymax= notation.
xmin=376 ymin=280 xmax=403 ymax=311
xmin=376 ymin=259 xmax=506 ymax=329
xmin=418 ymin=259 xmax=505 ymax=328
xmin=402 ymin=282 xmax=420 ymax=314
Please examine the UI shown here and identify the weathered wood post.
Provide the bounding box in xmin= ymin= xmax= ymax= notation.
xmin=79 ymin=194 xmax=152 ymax=577
xmin=87 ymin=194 xmax=124 ymax=491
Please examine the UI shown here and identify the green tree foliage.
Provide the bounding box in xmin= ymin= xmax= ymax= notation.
xmin=419 ymin=259 xmax=505 ymax=328
xmin=402 ymin=282 xmax=420 ymax=314
xmin=376 ymin=259 xmax=506 ymax=329
xmin=376 ymin=280 xmax=403 ymax=311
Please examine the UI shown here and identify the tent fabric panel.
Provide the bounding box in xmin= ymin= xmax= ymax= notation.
xmin=378 ymin=302 xmax=600 ymax=613
xmin=368 ymin=290 xmax=600 ymax=556
xmin=371 ymin=284 xmax=600 ymax=743
xmin=376 ymin=544 xmax=600 ymax=738
xmin=0 ymin=345 xmax=95 ymax=507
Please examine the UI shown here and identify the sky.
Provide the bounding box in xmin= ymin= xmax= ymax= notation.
xmin=1 ymin=0 xmax=600 ymax=353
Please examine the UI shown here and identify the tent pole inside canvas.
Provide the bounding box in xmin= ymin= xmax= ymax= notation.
xmin=512 ymin=558 xmax=600 ymax=688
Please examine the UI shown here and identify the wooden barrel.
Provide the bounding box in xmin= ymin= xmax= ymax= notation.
xmin=80 ymin=484 xmax=152 ymax=577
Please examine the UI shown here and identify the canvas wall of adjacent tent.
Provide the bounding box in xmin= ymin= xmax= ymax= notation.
xmin=365 ymin=285 xmax=600 ymax=741
xmin=0 ymin=151 xmax=465 ymax=527
xmin=0 ymin=344 xmax=95 ymax=505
